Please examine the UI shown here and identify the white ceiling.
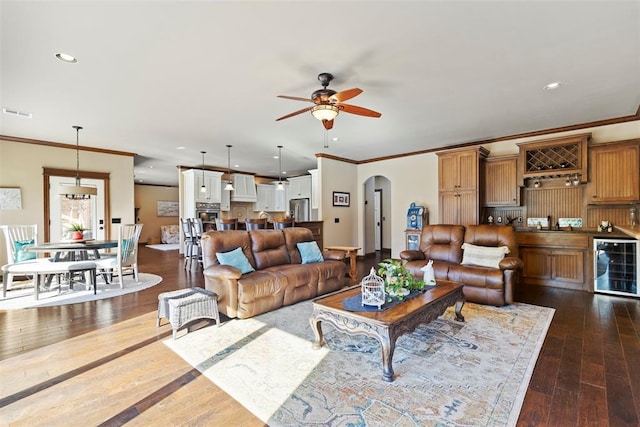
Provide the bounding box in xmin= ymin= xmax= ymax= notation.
xmin=2 ymin=1 xmax=639 ymax=186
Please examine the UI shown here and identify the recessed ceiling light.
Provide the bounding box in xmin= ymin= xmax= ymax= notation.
xmin=273 ymin=155 xmax=279 ymax=159
xmin=332 ymin=137 xmax=339 ymax=141
xmin=176 ymin=146 xmax=185 ymax=150
xmin=234 ymin=164 xmax=239 ymax=168
xmin=55 ymin=53 xmax=78 ymax=63
xmin=543 ymin=81 xmax=562 ymax=90
xmin=2 ymin=107 xmax=32 ymax=118
xmin=148 ymin=165 xmax=154 ymax=169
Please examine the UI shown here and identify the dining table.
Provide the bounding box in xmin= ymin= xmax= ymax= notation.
xmin=25 ymin=240 xmax=119 ymax=261
xmin=24 ymin=240 xmax=119 ymax=286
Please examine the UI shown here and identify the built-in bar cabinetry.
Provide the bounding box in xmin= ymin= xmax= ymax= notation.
xmin=587 ymin=140 xmax=640 ymax=203
xmin=437 ymin=147 xmax=488 ymax=225
xmin=518 ymin=231 xmax=589 ymax=291
xmin=517 ymin=133 xmax=588 ymax=184
xmin=484 ymin=155 xmax=520 ymax=207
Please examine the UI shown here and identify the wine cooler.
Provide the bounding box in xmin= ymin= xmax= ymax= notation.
xmin=594 ymin=238 xmax=639 ymax=297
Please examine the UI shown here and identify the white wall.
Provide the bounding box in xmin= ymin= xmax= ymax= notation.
xmin=318 ymin=157 xmax=358 ymax=247
xmin=0 ymin=139 xmax=135 ymax=264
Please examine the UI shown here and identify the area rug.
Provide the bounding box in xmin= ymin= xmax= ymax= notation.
xmin=164 ymin=299 xmax=554 ymax=426
xmin=146 ymin=243 xmax=180 ymax=251
xmin=0 ymin=273 xmax=162 ymax=309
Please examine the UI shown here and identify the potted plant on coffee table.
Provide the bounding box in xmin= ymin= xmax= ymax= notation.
xmin=377 ymin=258 xmax=425 ymax=299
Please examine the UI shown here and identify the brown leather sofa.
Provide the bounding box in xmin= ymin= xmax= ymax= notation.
xmin=201 ymin=227 xmax=348 ymax=319
xmin=400 ymin=224 xmax=523 ymax=306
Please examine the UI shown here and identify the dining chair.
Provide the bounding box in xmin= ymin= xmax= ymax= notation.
xmin=216 ymin=218 xmax=238 ymax=230
xmin=272 ymin=218 xmax=294 ymax=229
xmin=96 ymin=224 xmax=143 ymax=288
xmin=0 ymin=224 xmax=47 ymax=293
xmin=245 ymin=218 xmax=268 ymax=230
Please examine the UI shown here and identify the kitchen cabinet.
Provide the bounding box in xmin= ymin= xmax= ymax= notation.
xmin=484 ymin=156 xmax=520 ymax=206
xmin=183 ymin=169 xmax=223 ymax=204
xmin=231 ymin=173 xmax=257 ymax=202
xmin=254 ymin=184 xmax=287 ymax=212
xmin=518 ymin=231 xmax=588 ymax=291
xmin=587 ymin=142 xmax=640 ymax=203
xmin=287 ymin=175 xmax=312 ymax=199
xmin=437 ymin=147 xmax=488 ymax=225
xmin=308 ymin=169 xmax=319 ymax=209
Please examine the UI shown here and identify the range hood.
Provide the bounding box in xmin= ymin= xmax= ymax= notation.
xmin=230 ymin=173 xmax=257 ymax=202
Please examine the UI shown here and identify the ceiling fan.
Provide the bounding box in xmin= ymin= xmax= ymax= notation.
xmin=275 ymin=72 xmax=381 ymax=130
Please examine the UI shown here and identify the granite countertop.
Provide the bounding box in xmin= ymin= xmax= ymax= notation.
xmin=515 ymin=227 xmax=629 ymax=237
xmin=614 ymin=225 xmax=640 ymax=240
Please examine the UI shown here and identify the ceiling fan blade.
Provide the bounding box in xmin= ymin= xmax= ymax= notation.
xmin=277 ymin=95 xmax=314 ymax=103
xmin=330 ymin=88 xmax=362 ymax=103
xmin=275 ymin=106 xmax=312 ymax=121
xmin=339 ymin=103 xmax=382 ymax=118
xmin=323 ymin=119 xmax=334 ymax=130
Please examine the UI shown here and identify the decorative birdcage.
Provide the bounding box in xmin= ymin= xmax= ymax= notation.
xmin=361 ymin=267 xmax=385 ymax=308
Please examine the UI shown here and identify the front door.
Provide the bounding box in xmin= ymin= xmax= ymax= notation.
xmin=49 ymin=176 xmax=106 ymax=241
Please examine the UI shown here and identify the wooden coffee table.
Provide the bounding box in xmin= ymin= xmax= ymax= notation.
xmin=309 ymin=280 xmax=465 ymax=382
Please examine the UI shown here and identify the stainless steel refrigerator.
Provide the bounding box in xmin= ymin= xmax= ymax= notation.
xmin=289 ymin=198 xmax=309 ymax=222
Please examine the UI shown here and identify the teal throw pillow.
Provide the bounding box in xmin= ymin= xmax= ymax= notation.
xmin=297 ymin=241 xmax=324 ymax=264
xmin=216 ymin=247 xmax=255 ymax=274
xmin=14 ymin=239 xmax=36 ymax=262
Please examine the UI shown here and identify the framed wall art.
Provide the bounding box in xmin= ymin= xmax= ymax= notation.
xmin=0 ymin=188 xmax=22 ymax=210
xmin=332 ymin=191 xmax=350 ymax=207
xmin=157 ymin=201 xmax=179 ymax=217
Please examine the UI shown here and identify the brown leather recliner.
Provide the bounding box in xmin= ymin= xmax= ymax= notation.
xmin=201 ymin=227 xmax=347 ymax=319
xmin=400 ymin=224 xmax=523 ymax=306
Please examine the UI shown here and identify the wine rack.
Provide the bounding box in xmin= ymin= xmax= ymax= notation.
xmin=518 ymin=133 xmax=589 ymax=180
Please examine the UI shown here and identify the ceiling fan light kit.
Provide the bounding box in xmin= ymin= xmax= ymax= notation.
xmin=276 ymin=72 xmax=381 ymax=130
xmin=59 ymin=125 xmax=98 ymax=200
xmin=311 ymin=104 xmax=339 ymax=121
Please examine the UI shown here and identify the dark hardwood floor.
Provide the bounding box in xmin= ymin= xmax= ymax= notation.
xmin=1 ymin=247 xmax=638 ymax=426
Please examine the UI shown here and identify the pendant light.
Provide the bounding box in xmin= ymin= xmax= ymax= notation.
xmin=276 ymin=145 xmax=285 ymax=191
xmin=224 ymin=145 xmax=234 ymax=191
xmin=59 ymin=125 xmax=98 ymax=200
xmin=200 ymin=151 xmax=207 ymax=193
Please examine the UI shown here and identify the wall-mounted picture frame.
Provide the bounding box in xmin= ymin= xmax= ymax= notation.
xmin=157 ymin=201 xmax=179 ymax=217
xmin=0 ymin=188 xmax=22 ymax=210
xmin=333 ymin=191 xmax=350 ymax=207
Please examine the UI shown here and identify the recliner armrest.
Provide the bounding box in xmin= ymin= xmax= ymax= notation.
xmin=499 ymin=256 xmax=523 ymax=271
xmin=203 ymin=264 xmax=243 ymax=280
xmin=322 ymin=250 xmax=346 ymax=261
xmin=399 ymin=250 xmax=426 ymax=261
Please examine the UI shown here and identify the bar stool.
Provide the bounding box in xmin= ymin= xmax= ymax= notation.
xmin=216 ymin=218 xmax=238 ymax=230
xmin=246 ymin=218 xmax=268 ymax=230
xmin=181 ymin=218 xmax=197 ymax=269
xmin=273 ymin=218 xmax=294 ymax=229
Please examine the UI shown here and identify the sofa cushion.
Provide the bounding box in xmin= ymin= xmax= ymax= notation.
xmin=461 ymin=243 xmax=510 ymax=268
xmin=249 ymin=229 xmax=290 ymax=270
xmin=216 ymin=247 xmax=255 ymax=274
xmin=282 ymin=227 xmax=315 ymax=264
xmin=418 ymin=224 xmax=465 ymax=264
xmin=297 ymin=241 xmax=324 ymax=264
